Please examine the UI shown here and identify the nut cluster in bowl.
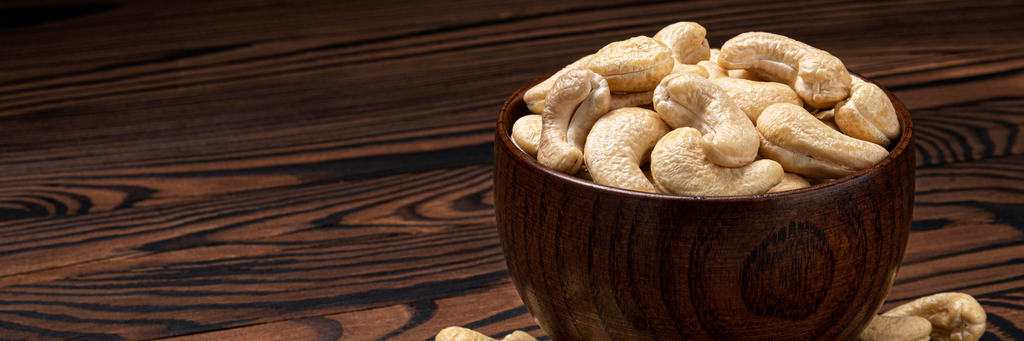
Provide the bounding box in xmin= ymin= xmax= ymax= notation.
xmin=511 ymin=22 xmax=901 ymax=197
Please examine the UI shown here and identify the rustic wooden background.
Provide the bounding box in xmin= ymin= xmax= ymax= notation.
xmin=1 ymin=0 xmax=1023 ymax=340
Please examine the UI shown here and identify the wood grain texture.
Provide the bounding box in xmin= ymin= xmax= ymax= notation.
xmin=4 ymin=161 xmax=1024 ymax=340
xmin=912 ymin=98 xmax=1024 ymax=167
xmin=2 ymin=0 xmax=1022 ymax=223
xmin=160 ymin=284 xmax=543 ymax=341
xmin=0 ymin=0 xmax=1023 ymax=340
xmin=0 ymin=166 xmax=509 ymax=340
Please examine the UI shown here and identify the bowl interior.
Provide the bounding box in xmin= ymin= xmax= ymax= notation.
xmin=495 ymin=72 xmax=914 ymax=200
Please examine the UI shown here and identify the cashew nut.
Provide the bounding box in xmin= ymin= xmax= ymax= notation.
xmin=653 ymin=21 xmax=711 ymax=65
xmin=651 ymin=127 xmax=783 ymax=196
xmin=757 ymin=103 xmax=889 ymax=178
xmin=524 ymin=54 xmax=594 ymax=113
xmin=653 ymin=72 xmax=760 ymax=167
xmin=435 ymin=327 xmax=537 ymax=341
xmin=699 ymin=49 xmax=802 ymax=123
xmin=718 ymin=32 xmax=852 ymax=108
xmin=511 ymin=114 xmax=542 ymax=157
xmin=537 ymin=69 xmax=611 ymax=174
xmin=581 ymin=36 xmax=674 ymax=93
xmin=857 ymin=315 xmax=933 ymax=341
xmin=584 ymin=107 xmax=670 ymax=193
xmin=766 ymin=172 xmax=812 ymax=193
xmin=883 ymin=293 xmax=987 ymax=341
xmin=835 ymin=76 xmax=901 ymax=147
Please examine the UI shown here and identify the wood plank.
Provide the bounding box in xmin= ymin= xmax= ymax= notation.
xmin=882 ymin=154 xmax=1024 ymax=339
xmin=0 ymin=230 xmax=510 ymax=340
xmin=0 ymin=164 xmax=510 ymax=339
xmin=911 ymin=98 xmax=1024 ymax=167
xmin=5 ymin=94 xmax=1024 ymax=224
xmin=0 ymin=0 xmax=1021 ymax=226
xmin=0 ymin=168 xmax=510 ymax=339
xmin=0 ymin=0 xmax=648 ymax=83
xmin=1 ymin=0 xmax=1023 ymax=339
xmin=904 ymin=153 xmax=1024 ymax=267
xmin=0 ymin=158 xmax=1022 ymax=339
xmin=160 ymin=283 xmax=543 ymax=341
xmin=0 ymin=165 xmax=496 ymax=277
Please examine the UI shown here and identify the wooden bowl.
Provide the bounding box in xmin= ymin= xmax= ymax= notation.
xmin=493 ymin=73 xmax=915 ymax=341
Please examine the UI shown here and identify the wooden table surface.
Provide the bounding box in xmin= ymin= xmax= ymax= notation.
xmin=1 ymin=0 xmax=1023 ymax=340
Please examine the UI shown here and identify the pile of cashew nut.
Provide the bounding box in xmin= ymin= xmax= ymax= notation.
xmin=434 ymin=293 xmax=987 ymax=341
xmin=512 ymin=22 xmax=902 ymax=196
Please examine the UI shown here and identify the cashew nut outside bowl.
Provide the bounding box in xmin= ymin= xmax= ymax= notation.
xmin=857 ymin=315 xmax=933 ymax=341
xmin=435 ymin=327 xmax=538 ymax=341
xmin=884 ymin=293 xmax=987 ymax=341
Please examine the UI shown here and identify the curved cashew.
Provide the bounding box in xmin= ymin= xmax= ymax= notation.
xmin=511 ymin=114 xmax=542 ymax=157
xmin=538 ymin=69 xmax=611 ymax=174
xmin=651 ymin=127 xmax=783 ymax=196
xmin=653 ymin=21 xmax=711 ymax=65
xmin=766 ymin=172 xmax=811 ymax=193
xmin=584 ymin=107 xmax=670 ymax=193
xmin=653 ymin=72 xmax=760 ymax=167
xmin=524 ymin=54 xmax=594 ymax=113
xmin=581 ymin=36 xmax=674 ymax=93
xmin=883 ymin=293 xmax=987 ymax=341
xmin=857 ymin=315 xmax=933 ymax=341
xmin=757 ymin=103 xmax=889 ymax=178
xmin=718 ymin=32 xmax=852 ymax=108
xmin=835 ymin=76 xmax=901 ymax=147
xmin=699 ymin=49 xmax=802 ymax=123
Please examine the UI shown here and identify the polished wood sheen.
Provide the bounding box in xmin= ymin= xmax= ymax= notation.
xmin=494 ymin=75 xmax=916 ymax=341
xmin=2 ymin=0 xmax=1024 ymax=339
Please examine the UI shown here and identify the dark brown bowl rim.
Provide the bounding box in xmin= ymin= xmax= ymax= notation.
xmin=496 ymin=71 xmax=914 ymax=202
